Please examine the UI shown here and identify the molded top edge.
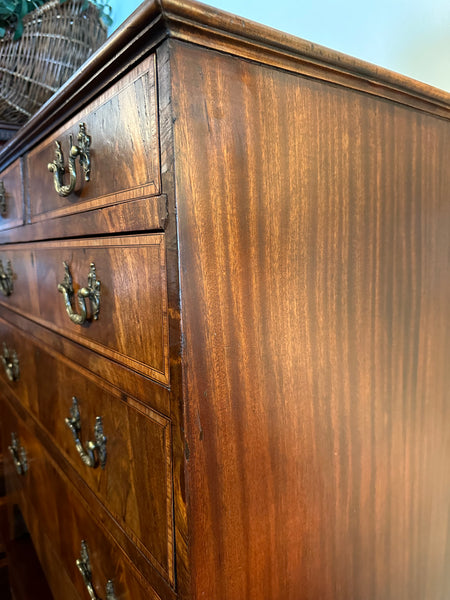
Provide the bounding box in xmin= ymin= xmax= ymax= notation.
xmin=159 ymin=0 xmax=449 ymax=104
xmin=0 ymin=0 xmax=448 ymax=167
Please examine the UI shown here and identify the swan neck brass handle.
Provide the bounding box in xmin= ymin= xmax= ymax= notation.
xmin=57 ymin=261 xmax=101 ymax=325
xmin=2 ymin=343 xmax=19 ymax=381
xmin=47 ymin=123 xmax=91 ymax=197
xmin=0 ymin=259 xmax=13 ymax=296
xmin=8 ymin=432 xmax=28 ymax=475
xmin=65 ymin=397 xmax=107 ymax=469
xmin=76 ymin=541 xmax=116 ymax=600
xmin=0 ymin=181 xmax=6 ymax=216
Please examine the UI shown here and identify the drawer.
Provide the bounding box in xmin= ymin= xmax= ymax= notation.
xmin=0 ymin=318 xmax=174 ymax=583
xmin=1 ymin=398 xmax=37 ymax=505
xmin=27 ymin=54 xmax=160 ymax=223
xmin=0 ymin=233 xmax=169 ymax=385
xmin=1 ymin=398 xmax=165 ymax=600
xmin=0 ymin=318 xmax=38 ymax=415
xmin=0 ymin=158 xmax=23 ymax=231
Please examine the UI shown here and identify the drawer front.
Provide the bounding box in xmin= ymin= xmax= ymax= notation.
xmin=0 ymin=159 xmax=23 ymax=231
xmin=1 ymin=398 xmax=163 ymax=600
xmin=27 ymin=54 xmax=160 ymax=222
xmin=1 ymin=397 xmax=38 ymax=503
xmin=0 ymin=234 xmax=169 ymax=384
xmin=0 ymin=318 xmax=38 ymax=415
xmin=0 ymin=318 xmax=174 ymax=582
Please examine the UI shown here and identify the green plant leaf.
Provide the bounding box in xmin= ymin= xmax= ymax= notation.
xmin=0 ymin=0 xmax=18 ymax=13
xmin=20 ymin=0 xmax=28 ymax=19
xmin=12 ymin=18 xmax=22 ymax=39
xmin=0 ymin=0 xmax=112 ymax=39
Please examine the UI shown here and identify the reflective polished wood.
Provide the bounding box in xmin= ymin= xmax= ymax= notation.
xmin=0 ymin=1 xmax=449 ymax=599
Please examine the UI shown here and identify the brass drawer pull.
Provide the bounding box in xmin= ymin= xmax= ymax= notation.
xmin=47 ymin=122 xmax=91 ymax=197
xmin=1 ymin=343 xmax=19 ymax=381
xmin=57 ymin=261 xmax=101 ymax=325
xmin=0 ymin=181 xmax=6 ymax=216
xmin=8 ymin=432 xmax=28 ymax=475
xmin=65 ymin=397 xmax=107 ymax=469
xmin=76 ymin=540 xmax=116 ymax=600
xmin=0 ymin=259 xmax=13 ymax=296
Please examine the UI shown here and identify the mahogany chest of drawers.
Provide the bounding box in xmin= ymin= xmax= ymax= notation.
xmin=0 ymin=1 xmax=449 ymax=599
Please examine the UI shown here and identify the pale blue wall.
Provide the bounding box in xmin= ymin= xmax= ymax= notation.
xmin=108 ymin=0 xmax=450 ymax=92
xmin=108 ymin=0 xmax=141 ymax=34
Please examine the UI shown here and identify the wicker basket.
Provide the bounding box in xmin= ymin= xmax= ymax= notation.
xmin=0 ymin=0 xmax=107 ymax=125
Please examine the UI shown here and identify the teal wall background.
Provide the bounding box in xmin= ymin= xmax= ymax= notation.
xmin=108 ymin=0 xmax=449 ymax=92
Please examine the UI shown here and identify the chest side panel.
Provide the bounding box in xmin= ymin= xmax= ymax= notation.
xmin=172 ymin=40 xmax=450 ymax=600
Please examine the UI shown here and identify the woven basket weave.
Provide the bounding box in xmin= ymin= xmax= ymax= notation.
xmin=0 ymin=0 xmax=107 ymax=125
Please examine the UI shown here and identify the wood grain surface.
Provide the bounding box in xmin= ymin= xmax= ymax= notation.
xmin=0 ymin=234 xmax=169 ymax=385
xmin=171 ymin=40 xmax=450 ymax=600
xmin=27 ymin=54 xmax=160 ymax=222
xmin=0 ymin=318 xmax=39 ymax=415
xmin=0 ymin=195 xmax=168 ymax=246
xmin=0 ymin=3 xmax=449 ymax=600
xmin=0 ymin=304 xmax=171 ymax=417
xmin=0 ymin=159 xmax=23 ymax=231
xmin=0 ymin=316 xmax=174 ymax=583
xmin=156 ymin=40 xmax=192 ymax=600
xmin=1 ymin=395 xmax=164 ymax=600
xmin=1 ymin=0 xmax=448 ymax=176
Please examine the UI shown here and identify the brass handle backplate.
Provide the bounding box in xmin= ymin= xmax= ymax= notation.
xmin=8 ymin=432 xmax=27 ymax=475
xmin=76 ymin=540 xmax=116 ymax=600
xmin=47 ymin=122 xmax=91 ymax=197
xmin=65 ymin=397 xmax=107 ymax=469
xmin=2 ymin=342 xmax=19 ymax=381
xmin=0 ymin=180 xmax=6 ymax=216
xmin=0 ymin=259 xmax=13 ymax=296
xmin=57 ymin=261 xmax=101 ymax=325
